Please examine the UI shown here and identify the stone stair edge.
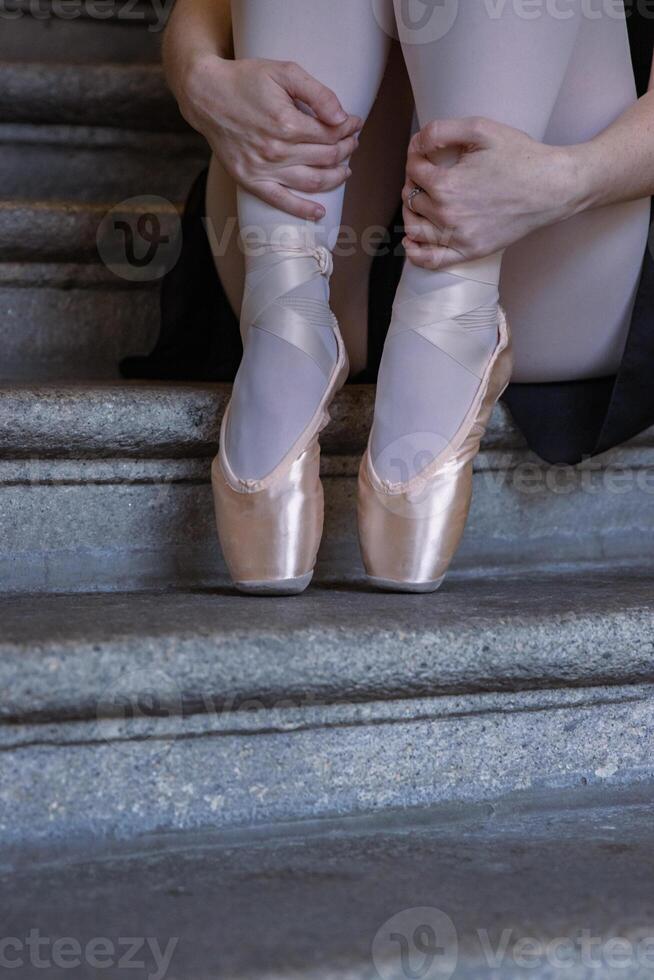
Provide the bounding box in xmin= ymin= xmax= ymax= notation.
xmin=1 ymin=381 xmax=654 ymax=458
xmin=0 ymin=199 xmax=182 ymax=263
xmin=1 ymin=567 xmax=653 ymax=725
xmin=0 ymin=382 xmax=528 ymax=458
xmin=5 ymin=682 xmax=654 ymax=866
xmin=0 ymin=62 xmax=185 ymax=131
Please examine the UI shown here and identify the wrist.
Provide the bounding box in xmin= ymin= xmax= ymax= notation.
xmin=554 ymin=141 xmax=604 ymax=219
xmin=175 ymin=52 xmax=231 ymax=128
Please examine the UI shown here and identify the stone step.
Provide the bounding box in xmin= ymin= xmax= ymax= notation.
xmin=3 ymin=566 xmax=653 ymax=722
xmin=0 ymin=62 xmax=184 ymax=130
xmin=2 ymin=571 xmax=654 ymax=976
xmin=0 ymin=7 xmax=163 ymax=63
xmin=0 ymin=201 xmax=181 ymax=380
xmin=0 ymin=265 xmax=159 ymax=381
xmin=0 ymin=199 xmax=181 ymax=262
xmin=0 ymin=127 xmax=208 ymax=202
xmin=1 ymin=382 xmax=653 ymax=591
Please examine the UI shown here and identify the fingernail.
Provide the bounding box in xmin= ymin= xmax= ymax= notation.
xmin=345 ymin=167 xmax=352 ymax=178
xmin=335 ymin=110 xmax=348 ymax=123
xmin=314 ymin=207 xmax=325 ymax=220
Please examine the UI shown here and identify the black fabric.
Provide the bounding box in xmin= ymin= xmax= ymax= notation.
xmin=626 ymin=1 xmax=654 ymax=97
xmin=121 ymin=170 xmax=242 ymax=382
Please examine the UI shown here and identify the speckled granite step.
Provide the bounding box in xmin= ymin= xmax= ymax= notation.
xmin=1 ymin=570 xmax=654 ymax=977
xmin=0 ymin=5 xmax=163 ymax=64
xmin=0 ymin=201 xmax=183 ymax=380
xmin=2 ymin=566 xmax=653 ymax=722
xmin=0 ymin=127 xmax=207 ymax=203
xmin=0 ymin=63 xmax=183 ymax=130
xmin=0 ymin=382 xmax=653 ymax=591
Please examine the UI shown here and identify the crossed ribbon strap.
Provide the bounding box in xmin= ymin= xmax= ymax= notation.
xmin=240 ymin=230 xmax=335 ymax=379
xmin=389 ymin=252 xmax=502 ymax=379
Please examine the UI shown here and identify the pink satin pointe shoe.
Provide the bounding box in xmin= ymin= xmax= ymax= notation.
xmin=358 ymin=309 xmax=513 ymax=593
xmin=212 ymin=242 xmax=348 ymax=596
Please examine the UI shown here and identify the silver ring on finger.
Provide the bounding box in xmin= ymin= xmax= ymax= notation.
xmin=407 ymin=186 xmax=425 ymax=214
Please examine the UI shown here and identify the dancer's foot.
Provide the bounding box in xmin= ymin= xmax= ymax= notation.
xmin=212 ymin=231 xmax=348 ymax=595
xmin=359 ymin=254 xmax=512 ymax=592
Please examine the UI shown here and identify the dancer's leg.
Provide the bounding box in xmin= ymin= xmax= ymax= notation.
xmin=501 ymin=9 xmax=650 ymax=382
xmin=225 ymin=0 xmax=391 ymax=480
xmin=371 ymin=3 xmax=583 ymax=483
xmin=206 ymin=38 xmax=413 ymax=375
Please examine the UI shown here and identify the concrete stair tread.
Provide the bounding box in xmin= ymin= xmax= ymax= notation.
xmin=0 ymin=11 xmax=162 ymax=64
xmin=0 ymin=380 xmax=521 ymax=457
xmin=0 ymin=133 xmax=207 ymax=205
xmin=0 ymin=62 xmax=184 ymax=130
xmin=2 ymin=564 xmax=653 ymax=722
xmin=0 ymin=198 xmax=182 ymax=261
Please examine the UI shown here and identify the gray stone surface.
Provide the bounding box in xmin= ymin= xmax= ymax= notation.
xmin=2 ymin=198 xmax=181 ymax=260
xmin=5 ymin=782 xmax=654 ymax=978
xmin=1 ymin=385 xmax=653 ymax=589
xmin=2 ymin=664 xmax=654 ymax=977
xmin=0 ymin=63 xmax=184 ymax=130
xmin=0 ymin=131 xmax=207 ymax=204
xmin=0 ymin=10 xmax=162 ymax=64
xmin=0 ymin=384 xmax=526 ymax=457
xmin=0 ymin=269 xmax=159 ymax=380
xmin=1 ymin=567 xmax=653 ymax=721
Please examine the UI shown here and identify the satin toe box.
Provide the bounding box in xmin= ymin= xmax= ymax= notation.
xmin=211 ymin=441 xmax=323 ymax=593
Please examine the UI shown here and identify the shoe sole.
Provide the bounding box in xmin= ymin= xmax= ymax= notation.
xmin=234 ymin=571 xmax=313 ymax=596
xmin=367 ymin=575 xmax=445 ymax=594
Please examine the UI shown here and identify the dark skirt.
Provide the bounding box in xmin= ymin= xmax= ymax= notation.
xmin=121 ymin=19 xmax=654 ymax=466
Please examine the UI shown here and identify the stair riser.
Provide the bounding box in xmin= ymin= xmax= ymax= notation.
xmin=2 ymin=460 xmax=653 ymax=591
xmin=0 ymin=10 xmax=163 ymax=63
xmin=0 ymin=130 xmax=207 ymax=204
xmin=0 ymin=64 xmax=182 ymax=130
xmin=0 ymin=283 xmax=158 ymax=380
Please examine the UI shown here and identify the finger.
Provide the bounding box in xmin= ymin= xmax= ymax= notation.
xmin=280 ymin=61 xmax=351 ymax=127
xmin=281 ymin=110 xmax=362 ymax=146
xmin=402 ymin=210 xmax=444 ymax=246
xmin=416 ymin=116 xmax=494 ymax=156
xmin=402 ymin=238 xmax=465 ymax=271
xmin=405 ymin=154 xmax=449 ymax=194
xmin=288 ymin=134 xmax=359 ymax=168
xmin=248 ymin=179 xmax=326 ymax=221
xmin=279 ymin=164 xmax=351 ymax=194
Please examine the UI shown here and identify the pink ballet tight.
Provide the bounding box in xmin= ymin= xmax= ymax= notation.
xmin=223 ymin=0 xmax=649 ymax=483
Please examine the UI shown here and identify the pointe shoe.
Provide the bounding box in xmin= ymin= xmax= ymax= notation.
xmin=358 ymin=309 xmax=512 ymax=593
xmin=212 ymin=244 xmax=348 ymax=596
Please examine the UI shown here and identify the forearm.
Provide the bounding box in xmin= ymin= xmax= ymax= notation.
xmin=566 ymin=68 xmax=654 ymax=214
xmin=162 ymin=0 xmax=233 ymax=106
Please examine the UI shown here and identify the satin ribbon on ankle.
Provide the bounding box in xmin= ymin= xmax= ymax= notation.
xmin=388 ymin=251 xmax=503 ymax=380
xmin=239 ymin=231 xmax=336 ymax=379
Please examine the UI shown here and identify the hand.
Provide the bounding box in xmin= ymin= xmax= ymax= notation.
xmin=178 ymin=54 xmax=362 ymax=220
xmin=401 ymin=116 xmax=583 ymax=269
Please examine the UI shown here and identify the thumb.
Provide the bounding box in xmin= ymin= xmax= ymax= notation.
xmin=415 ymin=116 xmax=493 ymax=160
xmin=280 ymin=61 xmax=352 ymax=127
